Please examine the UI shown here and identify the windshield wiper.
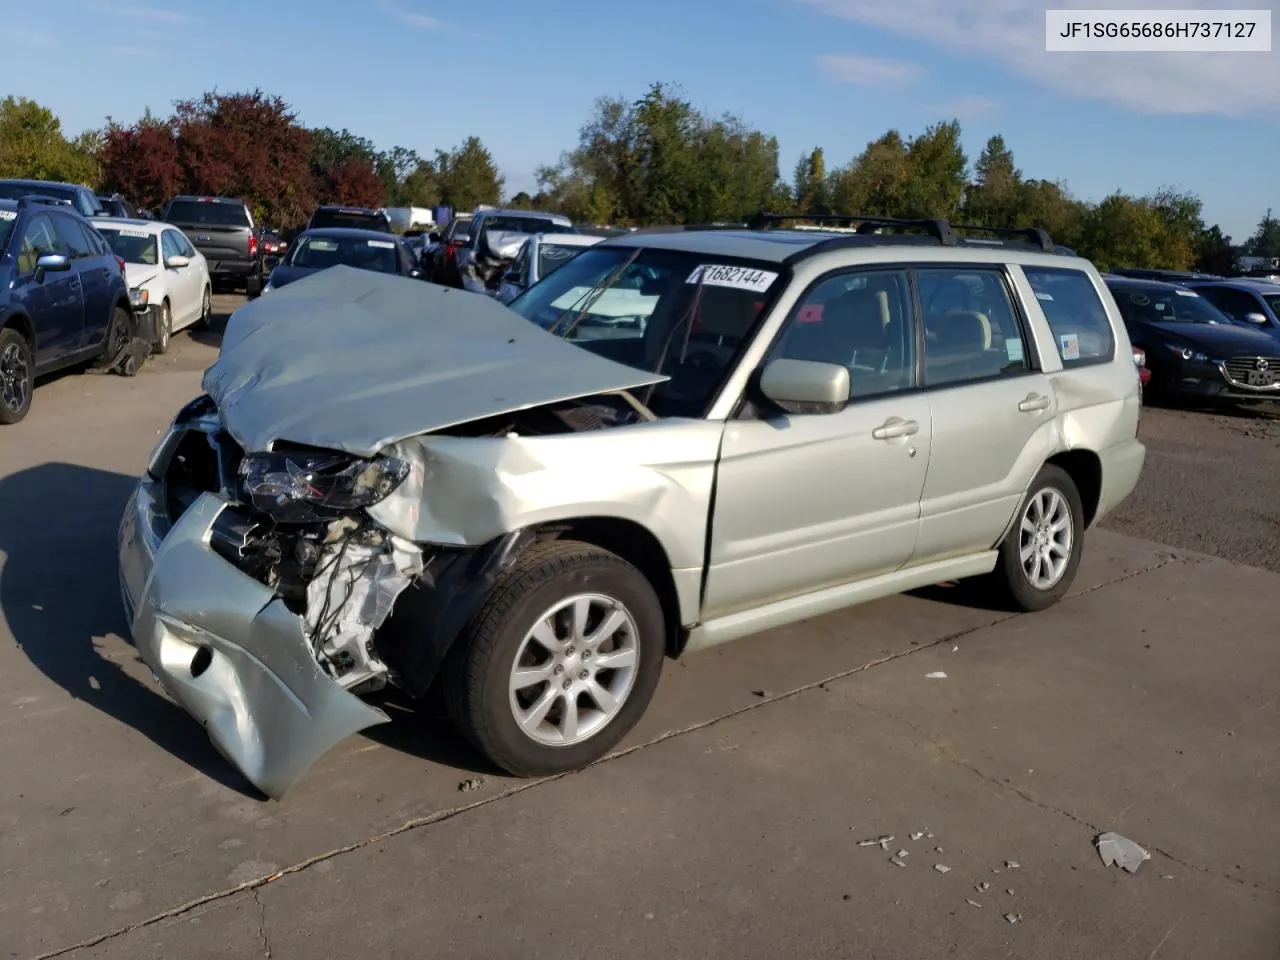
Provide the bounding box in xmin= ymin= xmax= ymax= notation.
xmin=639 ymin=267 xmax=709 ymax=406
xmin=550 ymin=247 xmax=643 ymax=340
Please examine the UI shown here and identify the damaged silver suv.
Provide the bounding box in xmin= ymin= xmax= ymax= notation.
xmin=118 ymin=213 xmax=1146 ymax=798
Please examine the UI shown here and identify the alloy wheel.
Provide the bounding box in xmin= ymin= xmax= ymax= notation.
xmin=0 ymin=341 xmax=30 ymax=414
xmin=1019 ymin=487 xmax=1074 ymax=590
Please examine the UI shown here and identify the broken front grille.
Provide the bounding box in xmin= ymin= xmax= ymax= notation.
xmin=1222 ymin=356 xmax=1280 ymax=391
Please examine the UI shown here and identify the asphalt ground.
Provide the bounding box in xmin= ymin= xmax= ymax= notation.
xmin=1 ymin=294 xmax=1275 ymax=959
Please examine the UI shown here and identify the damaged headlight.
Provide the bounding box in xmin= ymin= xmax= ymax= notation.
xmin=238 ymin=451 xmax=410 ymax=523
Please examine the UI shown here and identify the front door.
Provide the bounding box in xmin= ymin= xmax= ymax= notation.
xmin=703 ymin=267 xmax=930 ymax=620
xmin=16 ymin=215 xmax=84 ymax=368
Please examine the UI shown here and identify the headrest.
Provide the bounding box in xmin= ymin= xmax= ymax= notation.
xmin=934 ymin=310 xmax=991 ymax=353
xmin=827 ymin=289 xmax=890 ymax=348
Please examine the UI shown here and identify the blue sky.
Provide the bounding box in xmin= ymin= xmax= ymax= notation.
xmin=9 ymin=0 xmax=1278 ymax=241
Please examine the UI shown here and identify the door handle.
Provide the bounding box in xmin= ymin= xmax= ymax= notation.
xmin=1018 ymin=393 xmax=1050 ymax=412
xmin=872 ymin=417 xmax=919 ymax=440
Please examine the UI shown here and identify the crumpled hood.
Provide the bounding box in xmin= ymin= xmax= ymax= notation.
xmin=124 ymin=264 xmax=158 ymax=289
xmin=203 ymin=265 xmax=667 ymax=457
xmin=480 ymin=229 xmax=531 ymax=262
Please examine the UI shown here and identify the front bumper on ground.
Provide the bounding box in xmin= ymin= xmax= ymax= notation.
xmin=118 ymin=481 xmax=389 ymax=799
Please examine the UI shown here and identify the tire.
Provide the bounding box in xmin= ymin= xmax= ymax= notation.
xmin=194 ymin=286 xmax=211 ymax=330
xmin=988 ymin=464 xmax=1084 ymax=612
xmin=153 ymin=300 xmax=172 ymax=354
xmin=93 ymin=306 xmax=133 ymax=371
xmin=0 ymin=327 xmax=34 ymax=425
xmin=442 ymin=539 xmax=666 ymax=777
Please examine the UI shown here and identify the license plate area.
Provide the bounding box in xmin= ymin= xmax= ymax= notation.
xmin=1246 ymin=370 xmax=1275 ymax=387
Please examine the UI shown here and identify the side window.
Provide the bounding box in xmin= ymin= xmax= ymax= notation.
xmin=53 ymin=216 xmax=96 ymax=259
xmin=1024 ymin=267 xmax=1117 ymax=367
xmin=772 ymin=269 xmax=916 ymax=401
xmin=16 ymin=216 xmax=62 ymax=274
xmin=161 ymin=231 xmax=181 ymax=261
xmin=1201 ymin=287 xmax=1257 ymax=321
xmin=173 ymin=230 xmax=196 ymax=257
xmin=917 ymin=267 xmax=1032 ymax=387
xmin=86 ymin=226 xmax=109 ymax=256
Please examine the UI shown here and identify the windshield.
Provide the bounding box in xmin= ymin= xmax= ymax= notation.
xmin=97 ymin=227 xmax=159 ymax=265
xmin=506 ymin=245 xmax=783 ymax=416
xmin=1109 ymin=284 xmax=1230 ymax=325
xmin=287 ymin=234 xmax=400 ymax=273
xmin=537 ymin=242 xmax=589 ymax=279
xmin=1260 ymin=293 xmax=1280 ymax=316
xmin=166 ymin=200 xmax=250 ymax=227
xmin=309 ymin=209 xmax=390 ymax=232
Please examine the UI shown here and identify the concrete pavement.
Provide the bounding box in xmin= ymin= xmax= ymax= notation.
xmin=1 ymin=320 xmax=1276 ymax=959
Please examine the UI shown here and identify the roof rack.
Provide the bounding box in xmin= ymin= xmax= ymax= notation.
xmin=947 ymin=223 xmax=1054 ymax=253
xmin=17 ymin=195 xmax=73 ymax=209
xmin=748 ymin=211 xmax=955 ymax=245
xmin=627 ymin=222 xmax=747 ymax=235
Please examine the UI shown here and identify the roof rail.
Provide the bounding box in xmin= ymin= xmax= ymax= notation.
xmin=948 ymin=223 xmax=1054 ymax=253
xmin=627 ymin=222 xmax=747 ymax=235
xmin=17 ymin=195 xmax=73 ymax=209
xmin=747 ymin=211 xmax=955 ymax=246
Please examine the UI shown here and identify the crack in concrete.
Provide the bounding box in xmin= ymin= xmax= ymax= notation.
xmin=251 ymin=889 xmax=272 ymax=960
xmin=28 ymin=551 xmax=1197 ymax=959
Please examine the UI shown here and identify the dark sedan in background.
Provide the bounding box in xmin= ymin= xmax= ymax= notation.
xmin=1104 ymin=276 xmax=1280 ymax=405
xmin=1183 ymin=278 xmax=1280 ymax=342
xmin=260 ymin=228 xmax=424 ymax=293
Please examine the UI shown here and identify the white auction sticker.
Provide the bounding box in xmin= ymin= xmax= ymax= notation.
xmin=1175 ymin=289 xmax=1200 ymax=297
xmin=1045 ymin=9 xmax=1271 ymax=52
xmin=1035 ymin=290 xmax=1055 ymax=301
xmin=1059 ymin=332 xmax=1081 ymax=361
xmin=120 ymin=229 xmax=150 ymax=239
xmin=367 ymin=239 xmax=395 ymax=249
xmin=686 ymin=264 xmax=778 ymax=293
xmin=0 ymin=210 xmax=16 ymax=221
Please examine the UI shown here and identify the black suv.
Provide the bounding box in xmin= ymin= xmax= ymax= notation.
xmin=0 ymin=180 xmax=106 ymax=219
xmin=307 ymin=206 xmax=391 ymax=233
xmin=161 ymin=196 xmax=264 ymax=295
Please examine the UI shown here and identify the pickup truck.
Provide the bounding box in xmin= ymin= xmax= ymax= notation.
xmin=161 ymin=196 xmax=263 ymax=295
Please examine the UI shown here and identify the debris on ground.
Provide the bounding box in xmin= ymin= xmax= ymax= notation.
xmin=889 ymin=856 xmax=907 ymax=867
xmin=1161 ymin=874 xmax=1174 ymax=880
xmin=934 ymin=864 xmax=951 ymax=874
xmin=896 ymin=849 xmax=910 ymax=859
xmin=751 ymin=689 xmax=772 ymax=698
xmin=976 ymin=881 xmax=990 ymax=892
xmin=858 ymin=835 xmax=895 ymax=849
xmin=935 ymin=846 xmax=944 ymax=853
xmin=952 ymin=645 xmax=959 ymax=652
xmin=457 ymin=778 xmax=487 ymax=793
xmin=925 ymin=671 xmax=948 ymax=679
xmin=1005 ymin=860 xmax=1020 ymax=869
xmin=1004 ymin=913 xmax=1021 ymax=924
xmin=1006 ymin=889 xmax=1014 ymax=896
xmin=1095 ymin=832 xmax=1150 ymax=873
xmin=910 ymin=831 xmax=925 ymax=840
xmin=966 ymin=898 xmax=982 ymax=908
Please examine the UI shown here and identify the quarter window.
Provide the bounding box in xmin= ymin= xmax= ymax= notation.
xmin=772 ymin=269 xmax=916 ymax=400
xmin=917 ymin=267 xmax=1033 ymax=387
xmin=1024 ymin=266 xmax=1116 ymax=367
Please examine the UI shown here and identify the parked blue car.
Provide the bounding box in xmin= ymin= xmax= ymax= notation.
xmin=1183 ymin=279 xmax=1280 ymax=342
xmin=0 ymin=196 xmax=133 ymax=424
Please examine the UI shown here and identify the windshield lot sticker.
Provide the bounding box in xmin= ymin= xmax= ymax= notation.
xmin=686 ymin=264 xmax=778 ymax=293
xmin=367 ymin=240 xmax=395 ymax=249
xmin=1175 ymin=289 xmax=1199 ymax=297
xmin=1035 ymin=290 xmax=1054 ymax=301
xmin=1006 ymin=338 xmax=1025 ymax=363
xmin=120 ymin=229 xmax=150 ymax=239
xmin=1059 ymin=333 xmax=1081 ymax=361
xmin=0 ymin=210 xmax=16 ymax=221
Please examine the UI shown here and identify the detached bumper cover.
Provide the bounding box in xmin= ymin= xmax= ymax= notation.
xmin=118 ymin=486 xmax=388 ymax=799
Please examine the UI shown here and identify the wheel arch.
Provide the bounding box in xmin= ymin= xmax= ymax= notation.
xmin=1045 ymin=448 xmax=1102 ymax=529
xmin=1 ymin=310 xmax=35 ymax=349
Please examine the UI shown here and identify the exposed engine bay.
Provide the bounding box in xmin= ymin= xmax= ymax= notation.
xmin=158 ymin=392 xmax=641 ymax=697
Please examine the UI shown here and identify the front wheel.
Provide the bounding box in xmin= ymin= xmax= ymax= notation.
xmin=194 ymin=286 xmax=211 ymax=330
xmin=0 ymin=328 xmax=34 ymax=425
xmin=443 ymin=540 xmax=666 ymax=777
xmin=988 ymin=464 xmax=1084 ymax=612
xmin=153 ymin=301 xmax=172 ymax=354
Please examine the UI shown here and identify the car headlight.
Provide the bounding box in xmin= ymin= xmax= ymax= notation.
xmin=1167 ymin=344 xmax=1211 ymax=363
xmin=129 ymin=287 xmax=149 ymax=308
xmin=238 ymin=451 xmax=410 ymax=523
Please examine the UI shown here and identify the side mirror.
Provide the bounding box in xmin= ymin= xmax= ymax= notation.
xmin=452 ymin=233 xmax=471 ymax=246
xmin=759 ymin=358 xmax=850 ymax=414
xmin=34 ymin=253 xmax=71 ymax=281
xmin=1245 ymin=312 xmax=1270 ymax=324
xmin=165 ymin=255 xmax=189 ymax=269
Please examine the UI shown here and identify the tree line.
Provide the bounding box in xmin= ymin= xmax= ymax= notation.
xmin=1 ymin=86 xmax=1276 ymax=273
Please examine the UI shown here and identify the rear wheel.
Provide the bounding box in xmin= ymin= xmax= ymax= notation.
xmin=194 ymin=286 xmax=211 ymax=330
xmin=443 ymin=540 xmax=666 ymax=777
xmin=0 ymin=328 xmax=34 ymax=425
xmin=988 ymin=464 xmax=1084 ymax=612
xmin=94 ymin=306 xmax=134 ymax=370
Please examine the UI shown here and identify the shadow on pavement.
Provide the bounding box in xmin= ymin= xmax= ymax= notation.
xmin=0 ymin=462 xmax=261 ymax=799
xmin=906 ymin=577 xmax=1015 ymax=612
xmin=188 ymin=311 xmax=229 ymax=350
xmin=360 ymin=686 xmax=500 ymax=777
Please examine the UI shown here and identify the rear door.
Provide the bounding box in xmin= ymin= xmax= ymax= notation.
xmin=53 ymin=214 xmax=114 ymax=347
xmin=911 ymin=264 xmax=1057 ymax=565
xmin=16 ymin=215 xmax=84 ymax=366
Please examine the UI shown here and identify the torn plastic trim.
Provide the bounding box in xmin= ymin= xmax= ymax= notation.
xmin=126 ymin=491 xmax=389 ymax=799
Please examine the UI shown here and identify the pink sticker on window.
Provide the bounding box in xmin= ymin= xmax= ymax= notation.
xmin=797 ymin=304 xmax=824 ymax=324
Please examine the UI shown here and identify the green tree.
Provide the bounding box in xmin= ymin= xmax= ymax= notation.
xmin=1194 ymin=225 xmax=1236 ymax=274
xmin=828 ymin=130 xmax=909 ymax=216
xmin=965 ymin=134 xmax=1021 ymax=227
xmin=792 ymin=147 xmax=828 ymax=215
xmin=436 ymin=136 xmax=503 ymax=211
xmin=0 ymin=96 xmax=99 ymax=185
xmin=1079 ymin=193 xmax=1193 ymax=271
xmin=1015 ymin=179 xmax=1087 ymax=249
xmin=1247 ymin=209 xmax=1280 ymax=259
xmin=900 ymin=120 xmax=967 ymax=220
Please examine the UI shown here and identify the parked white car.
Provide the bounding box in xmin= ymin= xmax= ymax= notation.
xmin=91 ymin=218 xmax=212 ymax=353
xmin=495 ymin=232 xmax=604 ymax=304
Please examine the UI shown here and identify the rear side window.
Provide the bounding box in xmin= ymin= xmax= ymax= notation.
xmin=917 ymin=267 xmax=1034 ymax=386
xmin=164 ymin=200 xmax=251 ymax=227
xmin=1024 ymin=267 xmax=1116 ymax=367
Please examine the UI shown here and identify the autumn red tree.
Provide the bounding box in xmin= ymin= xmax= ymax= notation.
xmin=318 ymin=157 xmax=386 ymax=208
xmin=99 ymin=116 xmax=182 ymax=211
xmin=172 ymin=89 xmax=316 ymax=228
